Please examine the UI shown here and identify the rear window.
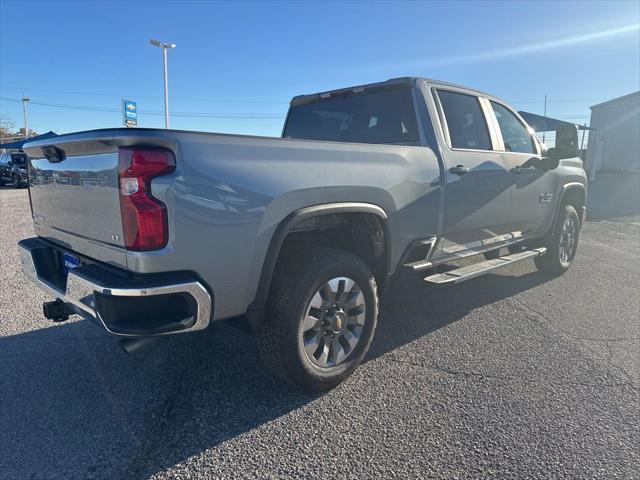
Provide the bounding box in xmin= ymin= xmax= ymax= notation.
xmin=284 ymin=88 xmax=419 ymax=145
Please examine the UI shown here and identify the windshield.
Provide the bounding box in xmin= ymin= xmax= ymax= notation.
xmin=284 ymin=87 xmax=420 ymax=145
xmin=11 ymin=154 xmax=27 ymax=167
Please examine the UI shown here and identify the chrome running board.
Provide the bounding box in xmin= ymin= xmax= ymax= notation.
xmin=424 ymin=248 xmax=547 ymax=285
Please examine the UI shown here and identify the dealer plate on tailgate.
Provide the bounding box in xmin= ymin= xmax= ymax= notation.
xmin=62 ymin=252 xmax=80 ymax=274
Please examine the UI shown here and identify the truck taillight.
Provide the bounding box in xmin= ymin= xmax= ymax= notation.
xmin=118 ymin=147 xmax=175 ymax=251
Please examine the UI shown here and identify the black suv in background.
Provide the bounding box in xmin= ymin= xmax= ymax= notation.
xmin=0 ymin=151 xmax=28 ymax=187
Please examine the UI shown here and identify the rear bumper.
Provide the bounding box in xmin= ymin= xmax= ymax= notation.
xmin=18 ymin=237 xmax=212 ymax=337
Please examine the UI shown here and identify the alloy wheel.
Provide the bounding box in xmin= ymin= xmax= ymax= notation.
xmin=300 ymin=277 xmax=366 ymax=368
xmin=559 ymin=215 xmax=577 ymax=264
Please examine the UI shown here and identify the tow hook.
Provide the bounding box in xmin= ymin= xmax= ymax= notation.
xmin=42 ymin=299 xmax=71 ymax=322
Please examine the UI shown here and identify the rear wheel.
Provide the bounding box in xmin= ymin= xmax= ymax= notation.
xmin=258 ymin=247 xmax=378 ymax=391
xmin=534 ymin=204 xmax=580 ymax=275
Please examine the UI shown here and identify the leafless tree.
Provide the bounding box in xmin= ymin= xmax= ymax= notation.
xmin=0 ymin=114 xmax=17 ymax=142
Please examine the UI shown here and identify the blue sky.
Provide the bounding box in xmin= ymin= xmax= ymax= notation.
xmin=1 ymin=0 xmax=639 ymax=138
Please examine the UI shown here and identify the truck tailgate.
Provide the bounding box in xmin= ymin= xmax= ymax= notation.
xmin=23 ymin=131 xmax=128 ymax=267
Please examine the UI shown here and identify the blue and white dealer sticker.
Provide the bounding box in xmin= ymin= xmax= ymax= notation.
xmin=62 ymin=252 xmax=80 ymax=273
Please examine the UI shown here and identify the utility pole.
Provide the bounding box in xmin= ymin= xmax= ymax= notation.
xmin=22 ymin=97 xmax=30 ymax=139
xmin=542 ymin=94 xmax=547 ymax=143
xmin=150 ymin=39 xmax=176 ymax=129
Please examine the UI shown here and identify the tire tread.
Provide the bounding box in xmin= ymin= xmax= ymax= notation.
xmin=534 ymin=204 xmax=579 ymax=275
xmin=258 ymin=247 xmax=378 ymax=391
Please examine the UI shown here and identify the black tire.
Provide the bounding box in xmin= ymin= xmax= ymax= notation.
xmin=258 ymin=247 xmax=378 ymax=392
xmin=534 ymin=204 xmax=580 ymax=275
xmin=12 ymin=174 xmax=21 ymax=188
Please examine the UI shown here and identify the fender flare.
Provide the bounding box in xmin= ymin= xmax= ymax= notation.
xmin=550 ymin=182 xmax=587 ymax=234
xmin=245 ymin=202 xmax=390 ymax=331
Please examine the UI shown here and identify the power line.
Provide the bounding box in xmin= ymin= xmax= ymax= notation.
xmin=553 ymin=114 xmax=591 ymax=119
xmin=1 ymin=85 xmax=607 ymax=106
xmin=0 ymin=97 xmax=286 ymax=119
xmin=0 ymin=85 xmax=290 ymax=104
xmin=0 ymin=96 xmax=590 ymax=121
xmin=507 ymin=98 xmax=606 ymax=104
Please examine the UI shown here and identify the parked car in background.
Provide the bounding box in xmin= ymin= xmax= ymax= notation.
xmin=18 ymin=77 xmax=586 ymax=391
xmin=0 ymin=151 xmax=29 ymax=187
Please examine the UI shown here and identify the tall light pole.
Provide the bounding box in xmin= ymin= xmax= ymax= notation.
xmin=542 ymin=93 xmax=547 ymax=143
xmin=150 ymin=39 xmax=176 ymax=129
xmin=22 ymin=97 xmax=30 ymax=139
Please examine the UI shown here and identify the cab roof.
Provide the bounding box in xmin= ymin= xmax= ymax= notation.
xmin=289 ymin=77 xmax=494 ymax=106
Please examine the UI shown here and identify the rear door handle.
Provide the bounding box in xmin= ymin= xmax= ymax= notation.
xmin=449 ymin=165 xmax=470 ymax=176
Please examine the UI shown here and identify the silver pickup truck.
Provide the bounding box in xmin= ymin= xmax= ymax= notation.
xmin=19 ymin=77 xmax=586 ymax=391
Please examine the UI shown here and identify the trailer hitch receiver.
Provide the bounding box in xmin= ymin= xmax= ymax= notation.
xmin=43 ymin=299 xmax=71 ymax=322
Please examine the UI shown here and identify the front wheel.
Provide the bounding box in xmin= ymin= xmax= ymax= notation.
xmin=258 ymin=247 xmax=378 ymax=392
xmin=534 ymin=204 xmax=580 ymax=275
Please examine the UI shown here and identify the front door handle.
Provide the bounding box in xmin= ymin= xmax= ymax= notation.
xmin=449 ymin=165 xmax=470 ymax=176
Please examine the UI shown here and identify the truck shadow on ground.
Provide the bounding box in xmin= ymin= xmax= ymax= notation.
xmin=1 ymin=268 xmax=554 ymax=479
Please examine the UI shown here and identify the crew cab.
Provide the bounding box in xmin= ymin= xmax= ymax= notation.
xmin=18 ymin=77 xmax=586 ymax=391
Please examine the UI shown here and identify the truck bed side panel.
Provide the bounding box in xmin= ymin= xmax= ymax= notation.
xmin=134 ymin=131 xmax=442 ymax=319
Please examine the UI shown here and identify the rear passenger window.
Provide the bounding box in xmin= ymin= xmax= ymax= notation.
xmin=284 ymin=88 xmax=419 ymax=145
xmin=490 ymin=101 xmax=535 ymax=154
xmin=437 ymin=90 xmax=492 ymax=150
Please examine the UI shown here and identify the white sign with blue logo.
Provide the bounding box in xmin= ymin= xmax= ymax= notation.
xmin=123 ymin=99 xmax=137 ymax=126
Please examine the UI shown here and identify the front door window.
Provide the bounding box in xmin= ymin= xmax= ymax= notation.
xmin=490 ymin=102 xmax=535 ymax=154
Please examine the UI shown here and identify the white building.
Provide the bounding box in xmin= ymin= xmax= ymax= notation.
xmin=586 ymin=91 xmax=640 ymax=179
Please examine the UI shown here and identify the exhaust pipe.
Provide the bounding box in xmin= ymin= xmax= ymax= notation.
xmin=118 ymin=337 xmax=161 ymax=354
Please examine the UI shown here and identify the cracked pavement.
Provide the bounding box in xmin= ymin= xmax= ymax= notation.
xmin=1 ymin=187 xmax=638 ymax=479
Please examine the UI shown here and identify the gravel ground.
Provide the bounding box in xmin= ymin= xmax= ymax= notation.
xmin=1 ymin=186 xmax=638 ymax=479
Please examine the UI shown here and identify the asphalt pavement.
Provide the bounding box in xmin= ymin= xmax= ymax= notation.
xmin=1 ymin=185 xmax=638 ymax=479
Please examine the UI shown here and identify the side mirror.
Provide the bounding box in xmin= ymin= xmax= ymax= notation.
xmin=523 ymin=155 xmax=560 ymax=171
xmin=540 ymin=155 xmax=560 ymax=170
xmin=553 ymin=124 xmax=579 ymax=159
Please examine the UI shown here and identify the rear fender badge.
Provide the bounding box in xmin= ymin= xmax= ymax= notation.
xmin=539 ymin=193 xmax=553 ymax=204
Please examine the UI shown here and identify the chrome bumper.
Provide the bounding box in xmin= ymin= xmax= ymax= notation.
xmin=18 ymin=238 xmax=212 ymax=337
